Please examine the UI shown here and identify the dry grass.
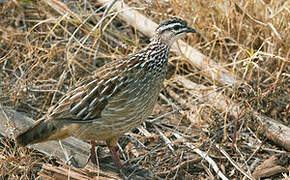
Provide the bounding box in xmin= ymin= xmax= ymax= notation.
xmin=0 ymin=0 xmax=289 ymax=179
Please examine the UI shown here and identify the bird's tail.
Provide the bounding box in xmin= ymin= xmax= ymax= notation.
xmin=15 ymin=119 xmax=75 ymax=146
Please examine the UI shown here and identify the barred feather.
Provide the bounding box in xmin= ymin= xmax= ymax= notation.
xmin=15 ymin=17 xmax=195 ymax=148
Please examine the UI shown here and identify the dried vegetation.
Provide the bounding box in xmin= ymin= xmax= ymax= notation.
xmin=0 ymin=0 xmax=289 ymax=179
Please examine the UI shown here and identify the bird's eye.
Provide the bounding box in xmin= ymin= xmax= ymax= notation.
xmin=173 ymin=26 xmax=179 ymax=30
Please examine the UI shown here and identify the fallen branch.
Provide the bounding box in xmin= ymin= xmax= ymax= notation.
xmin=251 ymin=112 xmax=290 ymax=152
xmin=38 ymin=161 xmax=121 ymax=180
xmin=176 ymin=76 xmax=290 ymax=152
xmin=252 ymin=155 xmax=289 ymax=179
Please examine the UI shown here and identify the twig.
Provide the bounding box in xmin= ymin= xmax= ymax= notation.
xmin=173 ymin=133 xmax=229 ymax=180
xmin=216 ymin=144 xmax=255 ymax=180
xmin=153 ymin=124 xmax=175 ymax=152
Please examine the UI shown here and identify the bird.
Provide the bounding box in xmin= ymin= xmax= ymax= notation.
xmin=15 ymin=17 xmax=196 ymax=170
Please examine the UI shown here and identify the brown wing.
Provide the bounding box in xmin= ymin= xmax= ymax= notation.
xmin=47 ymin=55 xmax=143 ymax=122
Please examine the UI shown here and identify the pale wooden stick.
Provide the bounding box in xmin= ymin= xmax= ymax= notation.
xmin=153 ymin=124 xmax=175 ymax=152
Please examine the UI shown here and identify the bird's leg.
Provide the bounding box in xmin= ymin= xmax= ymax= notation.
xmin=86 ymin=140 xmax=98 ymax=166
xmin=108 ymin=145 xmax=123 ymax=169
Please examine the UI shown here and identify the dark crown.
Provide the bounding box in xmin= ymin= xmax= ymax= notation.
xmin=156 ymin=17 xmax=195 ymax=35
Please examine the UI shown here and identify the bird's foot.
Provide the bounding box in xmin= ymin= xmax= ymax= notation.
xmin=85 ymin=141 xmax=98 ymax=166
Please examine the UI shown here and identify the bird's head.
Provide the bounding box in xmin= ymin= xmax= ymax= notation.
xmin=154 ymin=17 xmax=196 ymax=46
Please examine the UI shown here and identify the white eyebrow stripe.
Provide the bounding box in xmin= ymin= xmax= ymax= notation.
xmin=159 ymin=22 xmax=182 ymax=31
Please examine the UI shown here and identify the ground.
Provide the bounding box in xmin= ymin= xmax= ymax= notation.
xmin=0 ymin=0 xmax=289 ymax=179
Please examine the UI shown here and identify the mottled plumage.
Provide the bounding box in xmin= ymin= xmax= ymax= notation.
xmin=15 ymin=17 xmax=196 ymax=168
